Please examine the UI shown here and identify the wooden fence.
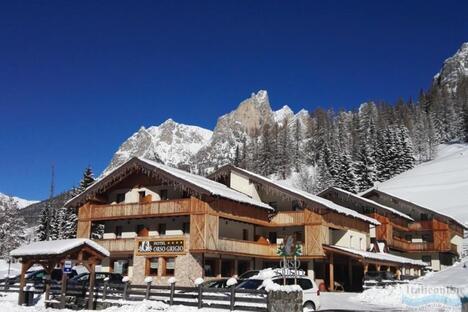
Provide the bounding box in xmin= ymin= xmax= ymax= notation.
xmin=0 ymin=278 xmax=268 ymax=311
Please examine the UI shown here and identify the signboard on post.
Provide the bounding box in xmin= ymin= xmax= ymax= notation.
xmin=63 ymin=260 xmax=73 ymax=274
xmin=135 ymin=238 xmax=186 ymax=256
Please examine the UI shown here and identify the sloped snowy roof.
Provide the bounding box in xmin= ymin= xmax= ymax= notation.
xmin=212 ymin=165 xmax=380 ymax=226
xmin=66 ymin=157 xmax=273 ymax=211
xmin=10 ymin=239 xmax=110 ymax=257
xmin=325 ymin=245 xmax=427 ymax=267
xmin=137 ymin=158 xmax=273 ymax=210
xmin=319 ymin=187 xmax=414 ymax=222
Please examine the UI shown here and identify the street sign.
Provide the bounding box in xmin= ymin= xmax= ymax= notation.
xmin=63 ymin=260 xmax=72 ymax=274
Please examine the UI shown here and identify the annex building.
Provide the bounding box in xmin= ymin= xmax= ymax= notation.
xmin=66 ymin=158 xmax=428 ymax=290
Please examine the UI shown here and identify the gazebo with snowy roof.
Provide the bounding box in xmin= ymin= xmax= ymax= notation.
xmin=10 ymin=238 xmax=110 ymax=309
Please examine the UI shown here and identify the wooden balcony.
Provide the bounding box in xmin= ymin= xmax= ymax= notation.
xmin=217 ymin=238 xmax=305 ymax=258
xmin=95 ymin=238 xmax=135 ymax=253
xmin=391 ymin=237 xmax=435 ymax=252
xmin=270 ymin=211 xmax=305 ymax=226
xmin=79 ymin=198 xmax=203 ymax=221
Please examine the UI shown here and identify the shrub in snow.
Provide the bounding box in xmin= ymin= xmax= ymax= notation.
xmin=167 ymin=277 xmax=176 ymax=285
xmin=194 ymin=277 xmax=204 ymax=286
xmin=144 ymin=276 xmax=153 ymax=284
xmin=226 ymin=277 xmax=237 ymax=287
xmin=122 ymin=276 xmax=130 ymax=283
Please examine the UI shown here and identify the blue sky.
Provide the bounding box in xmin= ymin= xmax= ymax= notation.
xmin=1 ymin=0 xmax=468 ymax=200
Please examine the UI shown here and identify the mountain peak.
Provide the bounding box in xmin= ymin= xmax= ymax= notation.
xmin=433 ymin=42 xmax=468 ymax=93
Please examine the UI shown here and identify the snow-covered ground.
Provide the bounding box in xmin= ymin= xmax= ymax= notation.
xmin=371 ymin=143 xmax=468 ymax=227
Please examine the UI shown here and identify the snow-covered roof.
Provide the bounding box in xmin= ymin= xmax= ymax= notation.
xmin=212 ymin=165 xmax=380 ymax=226
xmin=361 ymin=144 xmax=468 ymax=229
xmin=138 ymin=158 xmax=273 ymax=210
xmin=66 ymin=157 xmax=273 ymax=211
xmin=10 ymin=239 xmax=110 ymax=258
xmin=319 ymin=187 xmax=414 ymax=222
xmin=325 ymin=245 xmax=427 ymax=267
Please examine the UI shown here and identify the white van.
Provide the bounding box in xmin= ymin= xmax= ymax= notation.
xmin=237 ymin=269 xmax=320 ymax=311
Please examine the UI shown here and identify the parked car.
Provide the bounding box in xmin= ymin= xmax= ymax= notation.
xmin=202 ymin=278 xmax=229 ymax=288
xmin=68 ymin=272 xmax=124 ymax=288
xmin=363 ymin=271 xmax=397 ymax=289
xmin=8 ymin=268 xmax=78 ymax=286
xmin=236 ymin=269 xmax=320 ymax=311
xmin=237 ymin=270 xmax=259 ymax=280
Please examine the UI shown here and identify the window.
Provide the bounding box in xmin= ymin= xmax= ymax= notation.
xmin=116 ymin=193 xmax=125 ymax=203
xmin=296 ymin=279 xmax=313 ymax=290
xmin=164 ymin=258 xmax=175 ymax=276
xmin=147 ymin=257 xmax=159 ymax=276
xmin=160 ymin=189 xmax=168 ymax=200
xmin=182 ymin=222 xmax=190 ymax=234
xmin=113 ymin=260 xmax=129 ymax=275
xmin=242 ymin=229 xmax=249 ymax=240
xmin=137 ymin=224 xmax=148 ymax=237
xmin=422 ymin=233 xmax=433 ymax=242
xmin=422 ymin=255 xmax=432 ymax=264
xmin=294 ymin=231 xmax=303 ymax=243
xmin=268 ymin=232 xmax=277 ymax=244
xmin=158 ymin=223 xmax=166 ymax=236
xmin=405 ymin=234 xmax=412 ymax=241
xmin=292 ymin=200 xmax=301 ymax=211
xmin=139 ymin=191 xmax=146 ymax=202
xmin=204 ymin=258 xmax=218 ymax=277
xmin=115 ymin=226 xmax=123 ymax=238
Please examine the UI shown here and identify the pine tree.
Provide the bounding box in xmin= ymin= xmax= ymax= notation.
xmin=277 ymin=119 xmax=292 ymax=179
xmin=0 ymin=198 xmax=27 ymax=259
xmin=354 ymin=143 xmax=376 ymax=192
xmin=234 ymin=145 xmax=241 ymax=167
xmin=36 ymin=203 xmax=51 ymax=241
xmin=334 ymin=153 xmax=357 ymax=193
xmin=292 ymin=118 xmax=302 ymax=172
xmin=78 ymin=166 xmax=95 ymax=193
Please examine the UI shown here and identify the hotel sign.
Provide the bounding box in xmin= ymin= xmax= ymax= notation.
xmin=135 ymin=238 xmax=185 ymax=256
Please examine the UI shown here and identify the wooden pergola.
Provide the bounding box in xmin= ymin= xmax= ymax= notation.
xmin=10 ymin=239 xmax=109 ymax=310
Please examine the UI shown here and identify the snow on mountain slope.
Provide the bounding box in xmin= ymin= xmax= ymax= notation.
xmin=372 ymin=144 xmax=468 ymax=226
xmin=0 ymin=193 xmax=37 ymax=209
xmin=103 ymin=119 xmax=212 ymax=175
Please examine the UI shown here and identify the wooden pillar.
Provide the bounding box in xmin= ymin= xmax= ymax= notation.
xmin=87 ymin=262 xmax=96 ymax=310
xmin=363 ymin=262 xmax=368 ymax=274
xmin=18 ymin=260 xmax=32 ymax=305
xmin=234 ymin=258 xmax=239 ymax=277
xmin=329 ymin=253 xmax=334 ymax=291
xmin=44 ymin=260 xmax=56 ymax=308
xmin=218 ymin=256 xmax=222 ymax=278
xmin=348 ymin=258 xmax=353 ymax=290
xmin=376 ymin=264 xmax=381 ymax=271
xmin=59 ymin=262 xmax=69 ymax=309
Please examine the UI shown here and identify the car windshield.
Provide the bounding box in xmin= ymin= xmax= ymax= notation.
xmin=238 ymin=271 xmax=259 ymax=279
xmin=236 ymin=279 xmax=263 ymax=290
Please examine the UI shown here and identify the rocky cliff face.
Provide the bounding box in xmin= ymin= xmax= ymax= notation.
xmin=433 ymin=42 xmax=468 ymax=94
xmin=103 ymin=90 xmax=308 ymax=175
xmin=102 ymin=119 xmax=213 ymax=175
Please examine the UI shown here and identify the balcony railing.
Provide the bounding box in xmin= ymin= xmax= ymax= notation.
xmin=79 ymin=198 xmax=197 ymax=221
xmin=270 ymin=211 xmax=305 ymax=226
xmin=391 ymin=237 xmax=435 ymax=252
xmin=217 ymin=238 xmax=304 ymax=257
xmin=95 ymin=238 xmax=135 ymax=253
